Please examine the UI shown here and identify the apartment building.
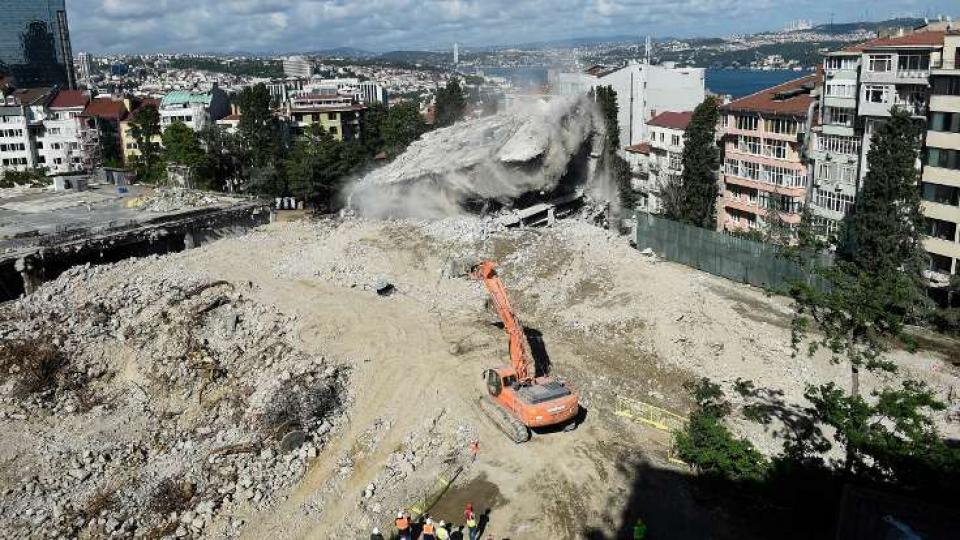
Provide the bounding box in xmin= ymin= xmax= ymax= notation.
xmin=808 ymin=49 xmax=862 ymax=236
xmin=643 ymin=111 xmax=692 ymax=213
xmin=37 ymin=89 xmax=92 ymax=174
xmin=718 ymin=74 xmax=820 ymax=232
xmin=287 ymin=93 xmax=366 ymax=142
xmin=552 ymin=61 xmax=705 ymax=146
xmin=924 ymin=29 xmax=960 ymax=277
xmin=0 ymin=87 xmax=54 ymax=173
xmin=158 ymin=87 xmax=229 ymax=133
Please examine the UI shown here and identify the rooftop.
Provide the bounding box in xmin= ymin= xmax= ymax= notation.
xmin=721 ymin=73 xmax=820 ymax=117
xmin=83 ymin=98 xmax=129 ymax=120
xmin=50 ymin=90 xmax=90 ymax=109
xmin=624 ymin=143 xmax=651 ymax=154
xmin=161 ymin=90 xmax=215 ymax=108
xmin=3 ymin=87 xmax=56 ymax=107
xmin=648 ymin=111 xmax=693 ymax=131
xmin=843 ymin=30 xmax=945 ymax=52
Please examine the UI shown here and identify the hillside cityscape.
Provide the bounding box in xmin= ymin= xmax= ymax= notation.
xmin=1 ymin=1 xmax=960 ymax=540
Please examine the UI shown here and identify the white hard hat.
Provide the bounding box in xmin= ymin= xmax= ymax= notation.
xmin=439 ymin=520 xmax=446 ymax=527
xmin=373 ymin=527 xmax=380 ymax=534
xmin=397 ymin=512 xmax=403 ymax=518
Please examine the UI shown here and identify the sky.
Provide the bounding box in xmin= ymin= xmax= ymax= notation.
xmin=68 ymin=0 xmax=959 ymax=54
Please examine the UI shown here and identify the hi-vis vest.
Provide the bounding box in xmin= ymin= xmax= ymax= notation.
xmin=423 ymin=523 xmax=436 ymax=535
xmin=466 ymin=515 xmax=477 ymax=528
xmin=437 ymin=526 xmax=450 ymax=539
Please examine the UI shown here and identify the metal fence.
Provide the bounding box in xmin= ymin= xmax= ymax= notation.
xmin=635 ymin=212 xmax=824 ymax=293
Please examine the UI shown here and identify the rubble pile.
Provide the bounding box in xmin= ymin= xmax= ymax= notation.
xmin=136 ymin=188 xmax=226 ymax=213
xmin=347 ymin=96 xmax=603 ymax=218
xmin=0 ymin=260 xmax=349 ymax=539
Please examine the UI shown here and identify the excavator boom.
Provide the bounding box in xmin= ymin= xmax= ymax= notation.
xmin=470 ymin=261 xmax=534 ymax=383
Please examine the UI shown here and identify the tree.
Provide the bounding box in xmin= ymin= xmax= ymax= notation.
xmin=0 ymin=167 xmax=48 ymax=188
xmin=593 ymin=86 xmax=636 ymax=214
xmin=382 ymin=103 xmax=426 ymax=157
xmin=198 ymin=125 xmax=240 ymax=192
xmin=130 ymin=104 xmax=162 ymax=182
xmin=284 ymin=133 xmax=368 ymax=211
xmin=790 ymin=109 xmax=929 ymax=397
xmin=434 ymin=79 xmax=466 ymax=128
xmin=96 ymin=119 xmax=123 ymax=168
xmin=361 ymin=103 xmax=388 ymax=156
xmin=162 ymin=122 xmax=208 ymax=187
xmin=237 ymin=84 xmax=282 ymax=168
xmin=662 ymin=97 xmax=720 ymax=229
xmin=673 ymin=379 xmax=770 ymax=483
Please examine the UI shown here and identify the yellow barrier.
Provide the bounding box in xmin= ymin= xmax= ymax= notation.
xmin=614 ymin=396 xmax=686 ymax=432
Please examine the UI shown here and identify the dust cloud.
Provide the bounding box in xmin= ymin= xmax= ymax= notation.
xmin=345 ymin=96 xmax=604 ymax=218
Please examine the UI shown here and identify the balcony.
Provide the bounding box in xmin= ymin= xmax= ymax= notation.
xmin=930 ymin=94 xmax=960 ymax=113
xmin=859 ymin=98 xmax=927 ymax=118
xmin=924 ymin=166 xmax=960 ymax=189
xmin=861 ymin=69 xmax=930 ymax=85
xmin=931 ymin=58 xmax=959 ymax=73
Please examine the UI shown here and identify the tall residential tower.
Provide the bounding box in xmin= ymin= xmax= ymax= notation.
xmin=0 ymin=0 xmax=76 ymax=89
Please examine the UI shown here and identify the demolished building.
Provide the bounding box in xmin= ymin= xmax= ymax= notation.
xmin=347 ymin=96 xmax=608 ymax=220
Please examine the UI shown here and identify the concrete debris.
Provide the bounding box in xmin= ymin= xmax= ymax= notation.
xmin=0 ymin=262 xmax=349 ymax=539
xmin=347 ymin=96 xmax=605 ymax=218
xmin=135 ymin=188 xmax=227 ymax=213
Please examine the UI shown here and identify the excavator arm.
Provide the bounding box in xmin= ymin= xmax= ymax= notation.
xmin=470 ymin=261 xmax=534 ymax=384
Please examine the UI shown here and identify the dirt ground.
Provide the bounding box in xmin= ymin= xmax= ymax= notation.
xmin=147 ymin=217 xmax=959 ymax=538
xmin=3 ymin=216 xmax=958 ymax=539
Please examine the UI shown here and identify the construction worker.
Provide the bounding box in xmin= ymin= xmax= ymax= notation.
xmin=395 ymin=510 xmax=411 ymax=540
xmin=370 ymin=526 xmax=384 ymax=540
xmin=422 ymin=517 xmax=437 ymax=540
xmin=464 ymin=503 xmax=478 ymax=540
xmin=436 ymin=520 xmax=450 ymax=540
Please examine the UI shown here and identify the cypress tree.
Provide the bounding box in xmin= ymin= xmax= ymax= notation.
xmin=663 ymin=97 xmax=720 ymax=228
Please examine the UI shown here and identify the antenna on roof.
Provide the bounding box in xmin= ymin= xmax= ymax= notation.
xmin=644 ymin=36 xmax=651 ymax=65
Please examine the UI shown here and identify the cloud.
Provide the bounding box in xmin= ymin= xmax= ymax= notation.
xmin=67 ymin=0 xmax=958 ymax=54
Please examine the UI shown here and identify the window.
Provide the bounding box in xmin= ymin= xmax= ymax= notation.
xmin=825 ymin=82 xmax=856 ymax=98
xmin=825 ymin=57 xmax=857 ymax=70
xmin=668 ymin=153 xmax=682 ymax=171
xmin=51 ymin=143 xmax=61 ymax=150
xmin=929 ymin=112 xmax=960 ymax=133
xmin=816 ymin=134 xmax=860 ymax=155
xmin=37 ymin=156 xmax=45 ymax=164
xmin=924 ymin=218 xmax=957 ymax=241
xmin=736 ymin=115 xmax=758 ymax=131
xmin=671 ymin=134 xmax=680 ymax=146
xmin=864 ymin=85 xmax=891 ymax=103
xmin=933 ymin=77 xmax=960 ymax=96
xmin=929 ymin=254 xmax=954 ymax=274
xmin=741 ymin=161 xmax=759 ymax=180
xmin=824 ymin=106 xmax=853 ymax=127
xmin=764 ymin=117 xmax=798 ymax=135
xmin=329 ymin=126 xmax=338 ymax=135
xmin=659 ymin=132 xmax=665 ymax=142
xmin=868 ymin=54 xmax=892 ymax=72
xmin=737 ymin=135 xmax=762 ymax=155
xmin=763 ymin=165 xmax=807 ymax=187
xmin=47 ymin=127 xmax=61 ymax=135
xmin=922 ymin=183 xmax=960 ymax=206
xmin=759 ymin=193 xmax=804 ymax=214
xmin=764 ymin=139 xmax=788 ymax=159
xmin=817 ymin=162 xmax=858 ymax=185
xmin=897 ymin=54 xmax=929 ymax=72
xmin=813 ymin=189 xmax=855 ymax=214
xmin=35 ymin=141 xmax=43 ymax=149
xmin=927 ymin=147 xmax=960 ymax=170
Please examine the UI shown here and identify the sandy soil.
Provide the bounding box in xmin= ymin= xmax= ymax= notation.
xmin=143 ymin=217 xmax=959 ymax=538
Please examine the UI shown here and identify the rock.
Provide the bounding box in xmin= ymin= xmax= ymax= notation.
xmin=175 ymin=526 xmax=188 ymax=538
xmin=280 ymin=430 xmax=306 ymax=452
xmin=363 ymin=483 xmax=375 ymax=498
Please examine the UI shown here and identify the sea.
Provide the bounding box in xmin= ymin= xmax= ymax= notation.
xmin=476 ymin=66 xmax=810 ymax=99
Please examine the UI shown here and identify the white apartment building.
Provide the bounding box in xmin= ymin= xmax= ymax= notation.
xmin=643 ymin=111 xmax=693 ymax=213
xmin=36 ymin=89 xmax=94 ymax=174
xmin=158 ymin=87 xmax=230 ymax=132
xmin=0 ymin=87 xmax=51 ymax=173
xmin=552 ymin=61 xmax=705 ymax=146
xmin=282 ymin=56 xmax=313 ymax=79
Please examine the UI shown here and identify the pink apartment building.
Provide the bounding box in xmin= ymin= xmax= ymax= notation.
xmin=718 ymin=73 xmax=821 ymax=232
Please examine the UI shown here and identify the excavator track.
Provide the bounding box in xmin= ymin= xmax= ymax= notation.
xmin=478 ymin=396 xmax=530 ymax=444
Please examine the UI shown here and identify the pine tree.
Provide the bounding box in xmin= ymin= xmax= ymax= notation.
xmin=434 ymin=79 xmax=466 ymax=128
xmin=382 ymin=102 xmax=426 ymax=157
xmin=663 ymin=97 xmax=720 ymax=229
xmin=593 ymin=86 xmax=636 ymax=213
xmin=130 ymin=104 xmax=162 ymax=182
xmin=791 ymin=108 xmax=930 ymax=397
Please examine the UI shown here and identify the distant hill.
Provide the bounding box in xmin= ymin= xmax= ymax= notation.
xmin=499 ymin=35 xmax=641 ymax=50
xmin=810 ymin=17 xmax=926 ymax=34
xmin=311 ymin=47 xmax=373 ymax=59
xmin=376 ymin=50 xmax=449 ymax=64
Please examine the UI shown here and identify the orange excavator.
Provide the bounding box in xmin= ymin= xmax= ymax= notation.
xmin=467 ymin=260 xmax=580 ymax=443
